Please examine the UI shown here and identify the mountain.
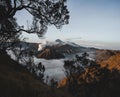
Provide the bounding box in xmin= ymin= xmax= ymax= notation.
xmin=8 ymin=40 xmax=98 ymax=60
xmin=55 ymin=39 xmax=65 ymax=44
xmin=37 ymin=47 xmax=65 ymax=59
xmin=8 ymin=40 xmax=97 ymax=60
xmin=0 ymin=51 xmax=73 ymax=97
xmin=36 ymin=41 xmax=81 ymax=59
xmin=36 ymin=39 xmax=99 ymax=59
xmin=56 ymin=39 xmax=80 ymax=47
xmin=66 ymin=41 xmax=80 ymax=47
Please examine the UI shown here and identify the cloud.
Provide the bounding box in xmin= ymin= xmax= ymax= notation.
xmin=65 ymin=37 xmax=82 ymax=41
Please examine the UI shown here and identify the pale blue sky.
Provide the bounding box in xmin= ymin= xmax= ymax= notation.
xmin=15 ymin=0 xmax=120 ymax=50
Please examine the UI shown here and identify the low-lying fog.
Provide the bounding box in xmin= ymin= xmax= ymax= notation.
xmin=7 ymin=49 xmax=96 ymax=82
xmin=34 ymin=51 xmax=95 ymax=81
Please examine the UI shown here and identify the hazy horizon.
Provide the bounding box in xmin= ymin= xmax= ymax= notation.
xmin=15 ymin=0 xmax=120 ymax=50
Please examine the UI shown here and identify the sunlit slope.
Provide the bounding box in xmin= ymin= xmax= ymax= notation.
xmin=96 ymin=50 xmax=120 ymax=70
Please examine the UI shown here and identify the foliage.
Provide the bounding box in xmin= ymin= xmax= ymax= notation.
xmin=64 ymin=52 xmax=120 ymax=97
xmin=64 ymin=52 xmax=91 ymax=77
xmin=12 ymin=43 xmax=45 ymax=81
xmin=0 ymin=1 xmax=20 ymax=50
xmin=0 ymin=0 xmax=69 ymax=50
xmin=36 ymin=62 xmax=45 ymax=81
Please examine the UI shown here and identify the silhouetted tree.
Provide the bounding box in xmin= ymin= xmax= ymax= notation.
xmin=37 ymin=62 xmax=45 ymax=81
xmin=26 ymin=61 xmax=45 ymax=81
xmin=50 ymin=78 xmax=58 ymax=88
xmin=0 ymin=0 xmax=20 ymax=50
xmin=64 ymin=53 xmax=90 ymax=78
xmin=0 ymin=0 xmax=69 ymax=50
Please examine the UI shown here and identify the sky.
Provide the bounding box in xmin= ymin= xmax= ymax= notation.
xmin=15 ymin=0 xmax=120 ymax=50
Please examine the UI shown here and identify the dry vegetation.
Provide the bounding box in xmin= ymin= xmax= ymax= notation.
xmin=58 ymin=51 xmax=120 ymax=97
xmin=96 ymin=50 xmax=120 ymax=70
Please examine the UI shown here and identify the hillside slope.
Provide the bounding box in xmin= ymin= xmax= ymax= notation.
xmin=0 ymin=51 xmax=72 ymax=97
xmin=96 ymin=50 xmax=120 ymax=70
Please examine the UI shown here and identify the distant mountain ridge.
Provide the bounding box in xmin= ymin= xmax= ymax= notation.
xmin=36 ymin=39 xmax=97 ymax=59
xmin=55 ymin=39 xmax=80 ymax=47
xmin=7 ymin=40 xmax=98 ymax=59
xmin=37 ymin=47 xmax=65 ymax=59
xmin=36 ymin=44 xmax=80 ymax=59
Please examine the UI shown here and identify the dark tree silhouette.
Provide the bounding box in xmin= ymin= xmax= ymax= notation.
xmin=37 ymin=62 xmax=45 ymax=81
xmin=0 ymin=0 xmax=69 ymax=50
xmin=0 ymin=1 xmax=19 ymax=50
xmin=64 ymin=52 xmax=90 ymax=78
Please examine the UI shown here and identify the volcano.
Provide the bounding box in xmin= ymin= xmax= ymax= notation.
xmin=37 ymin=47 xmax=65 ymax=59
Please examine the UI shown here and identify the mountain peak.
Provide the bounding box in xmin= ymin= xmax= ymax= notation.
xmin=55 ymin=39 xmax=63 ymax=43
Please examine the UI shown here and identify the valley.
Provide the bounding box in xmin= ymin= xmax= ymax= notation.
xmin=7 ymin=39 xmax=120 ymax=82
